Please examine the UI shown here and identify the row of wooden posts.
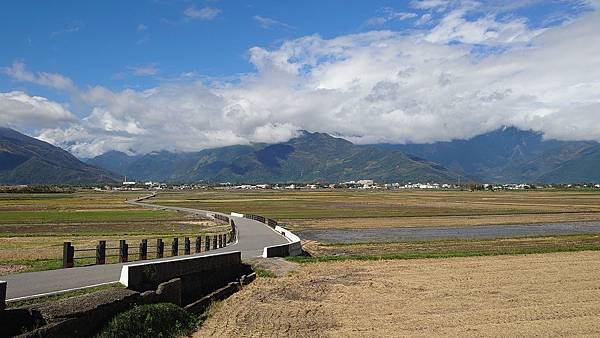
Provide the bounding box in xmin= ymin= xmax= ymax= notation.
xmin=244 ymin=214 xmax=278 ymax=229
xmin=63 ymin=233 xmax=230 ymax=268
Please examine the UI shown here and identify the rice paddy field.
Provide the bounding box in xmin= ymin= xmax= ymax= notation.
xmin=0 ymin=191 xmax=222 ymax=274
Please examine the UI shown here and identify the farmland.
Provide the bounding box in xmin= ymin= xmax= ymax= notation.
xmin=149 ymin=189 xmax=600 ymax=229
xmin=196 ymin=251 xmax=600 ymax=337
xmin=148 ymin=188 xmax=600 ymax=260
xmin=0 ymin=191 xmax=222 ymax=274
xmin=5 ymin=188 xmax=600 ymax=277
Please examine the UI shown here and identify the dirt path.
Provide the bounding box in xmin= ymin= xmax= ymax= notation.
xmin=195 ymin=251 xmax=600 ymax=337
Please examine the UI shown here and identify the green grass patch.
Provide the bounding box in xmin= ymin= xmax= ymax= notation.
xmin=0 ymin=258 xmax=63 ymax=273
xmin=7 ymin=283 xmax=123 ymax=308
xmin=287 ymin=244 xmax=600 ymax=264
xmin=0 ymin=210 xmax=181 ymax=224
xmin=96 ymin=303 xmax=198 ymax=338
xmin=254 ymin=268 xmax=277 ymax=278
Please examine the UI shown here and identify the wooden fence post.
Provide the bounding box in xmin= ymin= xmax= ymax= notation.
xmin=156 ymin=239 xmax=164 ymax=258
xmin=184 ymin=237 xmax=191 ymax=255
xmin=195 ymin=236 xmax=201 ymax=253
xmin=63 ymin=242 xmax=74 ymax=268
xmin=139 ymin=239 xmax=148 ymax=260
xmin=119 ymin=240 xmax=128 ymax=263
xmin=205 ymin=236 xmax=211 ymax=251
xmin=0 ymin=280 xmax=6 ymax=311
xmin=230 ymin=220 xmax=236 ymax=241
xmin=96 ymin=240 xmax=106 ymax=265
xmin=171 ymin=238 xmax=178 ymax=256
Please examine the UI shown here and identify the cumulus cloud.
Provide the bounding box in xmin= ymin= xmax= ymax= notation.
xmin=5 ymin=2 xmax=600 ymax=156
xmin=0 ymin=91 xmax=76 ymax=129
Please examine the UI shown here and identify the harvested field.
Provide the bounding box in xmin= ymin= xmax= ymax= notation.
xmin=196 ymin=251 xmax=600 ymax=337
xmin=150 ymin=190 xmax=600 ymax=230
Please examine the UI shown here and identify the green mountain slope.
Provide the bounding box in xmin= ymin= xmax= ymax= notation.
xmin=88 ymin=131 xmax=458 ymax=183
xmin=385 ymin=127 xmax=600 ymax=183
xmin=0 ymin=127 xmax=117 ymax=184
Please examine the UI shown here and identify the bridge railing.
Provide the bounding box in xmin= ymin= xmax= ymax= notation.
xmin=243 ymin=214 xmax=278 ymax=229
xmin=63 ymin=232 xmax=233 ymax=268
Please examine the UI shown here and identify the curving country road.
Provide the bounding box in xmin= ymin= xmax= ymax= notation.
xmin=2 ymin=195 xmax=289 ymax=301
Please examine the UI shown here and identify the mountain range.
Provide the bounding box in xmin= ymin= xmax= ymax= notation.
xmin=85 ymin=131 xmax=457 ymax=183
xmin=2 ymin=126 xmax=600 ymax=185
xmin=381 ymin=127 xmax=600 ymax=183
xmin=0 ymin=127 xmax=117 ymax=184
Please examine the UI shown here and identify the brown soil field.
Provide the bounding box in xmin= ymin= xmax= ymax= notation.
xmin=196 ymin=251 xmax=600 ymax=337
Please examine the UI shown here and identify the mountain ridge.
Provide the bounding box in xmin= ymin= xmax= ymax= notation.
xmin=0 ymin=127 xmax=118 ymax=184
xmin=86 ymin=131 xmax=459 ymax=183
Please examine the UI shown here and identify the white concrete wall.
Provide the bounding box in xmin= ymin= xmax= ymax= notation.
xmin=262 ymin=226 xmax=302 ymax=257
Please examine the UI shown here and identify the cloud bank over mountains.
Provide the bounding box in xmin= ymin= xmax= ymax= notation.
xmin=2 ymin=0 xmax=600 ymax=157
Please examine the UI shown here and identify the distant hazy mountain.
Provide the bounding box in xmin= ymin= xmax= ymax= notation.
xmin=0 ymin=127 xmax=117 ymax=184
xmin=87 ymin=131 xmax=458 ymax=183
xmin=382 ymin=127 xmax=600 ymax=183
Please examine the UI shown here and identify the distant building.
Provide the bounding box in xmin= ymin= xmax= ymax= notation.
xmin=357 ymin=179 xmax=374 ymax=186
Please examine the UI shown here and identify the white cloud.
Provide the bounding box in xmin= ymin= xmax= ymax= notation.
xmin=253 ymin=15 xmax=295 ymax=30
xmin=425 ymin=7 xmax=545 ymax=45
xmin=416 ymin=13 xmax=433 ymax=25
xmin=365 ymin=8 xmax=418 ymax=26
xmin=6 ymin=5 xmax=600 ymax=156
xmin=0 ymin=91 xmax=76 ymax=129
xmin=127 ymin=64 xmax=159 ymax=76
xmin=50 ymin=23 xmax=83 ymax=38
xmin=411 ymin=0 xmax=451 ymax=11
xmin=4 ymin=61 xmax=76 ymax=92
xmin=183 ymin=7 xmax=221 ymax=21
xmin=137 ymin=23 xmax=147 ymax=32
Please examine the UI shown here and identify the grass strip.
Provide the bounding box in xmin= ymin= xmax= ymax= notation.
xmin=7 ymin=283 xmax=123 ymax=308
xmin=287 ymin=244 xmax=600 ymax=264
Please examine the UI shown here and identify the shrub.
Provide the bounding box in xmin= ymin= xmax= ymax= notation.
xmin=96 ymin=303 xmax=197 ymax=338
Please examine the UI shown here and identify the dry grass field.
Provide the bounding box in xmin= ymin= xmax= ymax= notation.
xmin=150 ymin=189 xmax=600 ymax=230
xmin=196 ymin=251 xmax=600 ymax=337
xmin=0 ymin=191 xmax=222 ymax=274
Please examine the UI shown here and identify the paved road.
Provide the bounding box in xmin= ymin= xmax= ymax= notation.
xmin=2 ymin=197 xmax=289 ymax=300
xmin=299 ymin=221 xmax=600 ymax=243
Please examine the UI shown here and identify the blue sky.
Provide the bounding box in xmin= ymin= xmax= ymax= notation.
xmin=1 ymin=0 xmax=599 ymax=156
